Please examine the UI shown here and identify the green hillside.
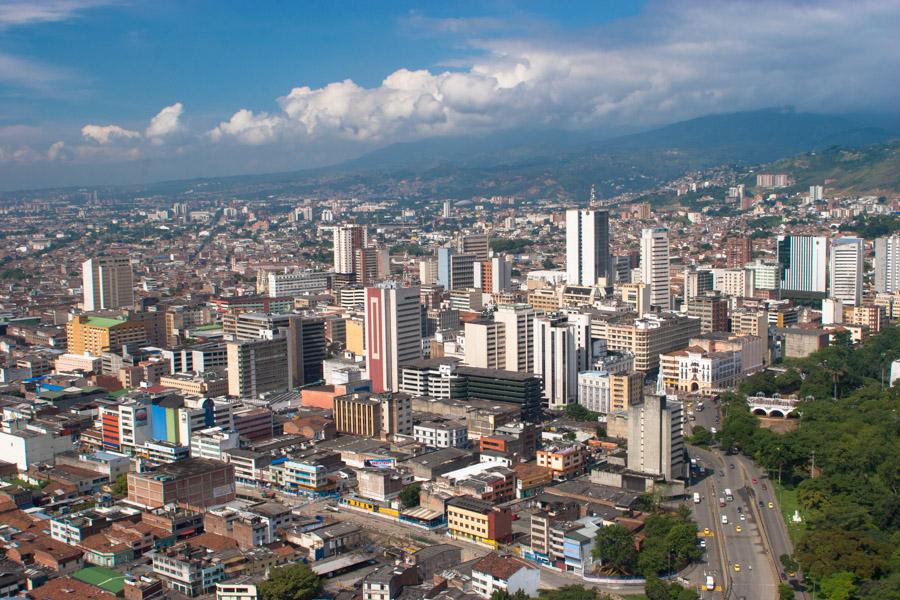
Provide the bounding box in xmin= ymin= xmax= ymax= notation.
xmin=761 ymin=140 xmax=900 ymax=194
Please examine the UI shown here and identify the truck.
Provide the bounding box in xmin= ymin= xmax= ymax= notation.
xmin=706 ymin=575 xmax=715 ymax=591
xmin=725 ymin=488 xmax=734 ymax=502
xmin=693 ymin=492 xmax=701 ymax=504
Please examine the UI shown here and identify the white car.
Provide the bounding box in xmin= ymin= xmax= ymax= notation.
xmin=740 ymin=513 xmax=746 ymax=521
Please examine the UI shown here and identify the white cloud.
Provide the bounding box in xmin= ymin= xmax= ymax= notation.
xmin=145 ymin=102 xmax=183 ymax=141
xmin=47 ymin=140 xmax=66 ymax=160
xmin=208 ymin=0 xmax=900 ymax=147
xmin=81 ymin=124 xmax=141 ymax=144
xmin=0 ymin=0 xmax=114 ymax=28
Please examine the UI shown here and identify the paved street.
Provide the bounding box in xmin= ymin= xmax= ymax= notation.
xmin=685 ymin=398 xmax=809 ymax=600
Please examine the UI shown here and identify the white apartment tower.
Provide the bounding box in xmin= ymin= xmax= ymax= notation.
xmin=777 ymin=235 xmax=827 ymax=297
xmin=566 ymin=209 xmax=610 ymax=288
xmin=534 ymin=315 xmax=577 ymax=410
xmin=640 ymin=228 xmax=670 ymax=309
xmin=82 ymin=256 xmax=134 ymax=311
xmin=494 ymin=304 xmax=543 ymax=372
xmin=830 ymin=237 xmax=863 ymax=306
xmin=874 ymin=235 xmax=900 ymax=293
xmin=333 ymin=224 xmax=367 ymax=274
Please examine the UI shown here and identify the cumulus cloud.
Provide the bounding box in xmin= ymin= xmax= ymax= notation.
xmin=47 ymin=140 xmax=66 ymax=160
xmin=81 ymin=124 xmax=141 ymax=144
xmin=209 ymin=0 xmax=900 ymax=146
xmin=145 ymin=102 xmax=183 ymax=140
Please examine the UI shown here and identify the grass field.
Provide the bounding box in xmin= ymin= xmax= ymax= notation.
xmin=772 ymin=480 xmax=805 ymax=546
xmin=73 ymin=566 xmax=127 ymax=594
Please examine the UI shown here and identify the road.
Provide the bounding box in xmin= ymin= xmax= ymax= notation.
xmin=686 ymin=398 xmax=809 ymax=600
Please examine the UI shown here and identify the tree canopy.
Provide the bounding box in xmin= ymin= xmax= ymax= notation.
xmin=258 ymin=563 xmax=321 ymax=600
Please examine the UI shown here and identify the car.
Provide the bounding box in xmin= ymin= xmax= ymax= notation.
xmin=736 ymin=525 xmax=743 ymax=532
xmin=759 ymin=500 xmax=766 ymax=508
xmin=700 ymin=539 xmax=706 ymax=548
xmin=734 ymin=563 xmax=741 ymax=572
xmin=768 ymin=502 xmax=775 ymax=509
xmin=740 ymin=514 xmax=746 ymax=521
xmin=730 ymin=464 xmax=735 ymax=469
xmin=737 ymin=506 xmax=742 ymax=513
xmin=703 ymin=528 xmax=711 ymax=536
xmin=752 ymin=477 xmax=758 ymax=484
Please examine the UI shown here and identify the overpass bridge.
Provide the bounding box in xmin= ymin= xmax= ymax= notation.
xmin=746 ymin=393 xmax=803 ymax=418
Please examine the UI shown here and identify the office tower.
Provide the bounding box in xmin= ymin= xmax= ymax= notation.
xmin=459 ymin=233 xmax=490 ymax=260
xmin=437 ymin=248 xmax=475 ymax=291
xmin=720 ymin=268 xmax=755 ymax=298
xmin=419 ymin=258 xmax=439 ymax=286
xmin=683 ymin=268 xmax=714 ymax=300
xmin=627 ymin=394 xmax=685 ymax=480
xmin=354 ymin=246 xmax=388 ymax=286
xmin=226 ymin=337 xmax=290 ymax=398
xmin=287 ymin=316 xmax=326 ymax=387
xmin=612 ymin=256 xmax=631 ymax=284
xmin=443 ymin=200 xmax=451 ymax=218
xmin=82 ymin=256 xmax=134 ymax=311
xmin=619 ymin=282 xmax=651 ymax=316
xmin=640 ymin=228 xmax=670 ymax=309
xmin=830 ymin=237 xmax=863 ymax=306
xmin=475 ymin=256 xmax=512 ymax=294
xmin=777 ymin=235 xmax=827 ymax=298
xmin=333 ymin=392 xmax=412 ymax=439
xmin=333 ymin=224 xmax=367 ymax=274
xmin=745 ymin=260 xmax=781 ymax=292
xmin=566 ymin=209 xmax=610 ymax=287
xmin=365 ymin=284 xmax=422 ymax=393
xmin=686 ymin=292 xmax=728 ymax=333
xmin=809 ymin=185 xmax=824 ymax=203
xmin=464 ymin=320 xmax=506 ymax=369
xmin=874 ymin=235 xmax=900 ymax=293
xmin=534 ymin=314 xmax=588 ymax=410
xmin=725 ymin=236 xmax=753 ymax=268
xmin=493 ymin=304 xmax=542 ymax=373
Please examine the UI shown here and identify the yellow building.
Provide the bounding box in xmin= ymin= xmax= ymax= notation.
xmin=345 ymin=317 xmax=365 ymax=355
xmin=66 ymin=314 xmax=149 ymax=356
xmin=446 ymin=496 xmax=512 ymax=548
xmin=609 ymin=372 xmax=643 ymax=412
xmin=536 ymin=443 xmax=587 ymax=480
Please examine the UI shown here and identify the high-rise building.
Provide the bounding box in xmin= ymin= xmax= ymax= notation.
xmin=226 ymin=337 xmax=290 ymax=398
xmin=82 ymin=256 xmax=134 ymax=311
xmin=683 ymin=268 xmax=714 ymax=300
xmin=640 ymin=228 xmax=670 ymax=309
xmin=725 ymin=236 xmax=753 ymax=268
xmin=565 ymin=209 xmax=610 ymax=287
xmin=333 ymin=224 xmax=366 ymax=275
xmin=464 ymin=320 xmax=506 ymax=369
xmin=745 ymin=260 xmax=781 ymax=292
xmin=365 ymin=284 xmax=422 ymax=393
xmin=494 ymin=304 xmax=543 ymax=372
xmin=458 ymin=233 xmax=490 ymax=260
xmin=533 ymin=314 xmax=588 ymax=410
xmin=777 ymin=235 xmax=827 ymax=298
xmin=809 ymin=185 xmax=824 ymax=203
xmin=627 ymin=394 xmax=684 ymax=480
xmin=720 ymin=268 xmax=755 ymax=299
xmin=333 ymin=391 xmax=412 ymax=439
xmin=830 ymin=237 xmax=863 ymax=306
xmin=874 ymin=235 xmax=900 ymax=293
xmin=686 ymin=292 xmax=729 ymax=333
xmin=437 ymin=248 xmax=476 ymax=291
xmin=475 ymin=256 xmax=512 ymax=294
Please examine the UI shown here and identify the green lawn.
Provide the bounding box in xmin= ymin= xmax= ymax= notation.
xmin=771 ymin=480 xmax=805 ymax=546
xmin=73 ymin=566 xmax=126 ymax=594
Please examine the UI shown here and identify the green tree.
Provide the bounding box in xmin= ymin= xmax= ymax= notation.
xmin=778 ymin=583 xmax=796 ymax=600
xmin=592 ymin=524 xmax=638 ymax=575
xmin=491 ymin=591 xmax=531 ymax=600
xmin=110 ymin=474 xmax=128 ymax=497
xmin=780 ymin=553 xmax=799 ymax=574
xmin=563 ymin=404 xmax=600 ymax=422
xmin=399 ymin=483 xmax=421 ymax=508
xmin=820 ymin=571 xmax=858 ymax=600
xmin=687 ymin=425 xmax=712 ymax=446
xmin=258 ymin=563 xmax=321 ymax=600
xmin=538 ymin=586 xmax=606 ymax=600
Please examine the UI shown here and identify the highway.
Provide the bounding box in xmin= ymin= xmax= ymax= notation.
xmin=684 ymin=398 xmax=806 ymax=600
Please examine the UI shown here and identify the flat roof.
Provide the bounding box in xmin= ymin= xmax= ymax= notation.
xmin=84 ymin=316 xmax=126 ymax=328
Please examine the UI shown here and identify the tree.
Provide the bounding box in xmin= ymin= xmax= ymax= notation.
xmin=399 ymin=483 xmax=421 ymax=508
xmin=687 ymin=425 xmax=712 ymax=446
xmin=779 ymin=553 xmax=799 ymax=574
xmin=491 ymin=591 xmax=531 ymax=600
xmin=258 ymin=563 xmax=321 ymax=600
xmin=778 ymin=583 xmax=796 ymax=600
xmin=592 ymin=524 xmax=638 ymax=575
xmin=563 ymin=404 xmax=600 ymax=422
xmin=820 ymin=571 xmax=858 ymax=600
xmin=110 ymin=474 xmax=128 ymax=497
xmin=538 ymin=586 xmax=605 ymax=600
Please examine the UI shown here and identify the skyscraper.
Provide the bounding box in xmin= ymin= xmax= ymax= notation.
xmin=874 ymin=235 xmax=900 ymax=293
xmin=640 ymin=228 xmax=670 ymax=309
xmin=830 ymin=237 xmax=863 ymax=306
xmin=777 ymin=235 xmax=827 ymax=298
xmin=533 ymin=315 xmax=578 ymax=410
xmin=565 ymin=209 xmax=610 ymax=287
xmin=494 ymin=304 xmax=543 ymax=372
xmin=437 ymin=248 xmax=475 ymax=291
xmin=82 ymin=256 xmax=134 ymax=312
xmin=725 ymin=236 xmax=753 ymax=268
xmin=627 ymin=394 xmax=685 ymax=480
xmin=365 ymin=284 xmax=422 ymax=393
xmin=333 ymin=224 xmax=366 ymax=275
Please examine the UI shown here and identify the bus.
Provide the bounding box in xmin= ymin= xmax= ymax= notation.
xmin=725 ymin=488 xmax=734 ymax=502
xmin=693 ymin=492 xmax=701 ymax=504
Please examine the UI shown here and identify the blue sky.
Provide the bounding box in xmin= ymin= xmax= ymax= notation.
xmin=0 ymin=0 xmax=897 ymax=190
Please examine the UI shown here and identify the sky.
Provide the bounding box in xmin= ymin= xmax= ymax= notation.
xmin=0 ymin=0 xmax=898 ymax=191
